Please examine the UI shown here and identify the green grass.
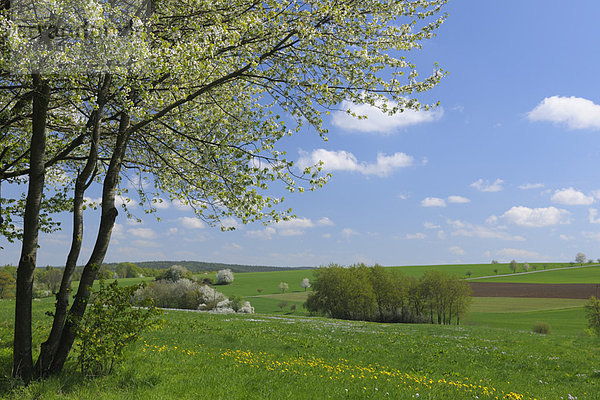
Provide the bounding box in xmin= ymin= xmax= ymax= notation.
xmin=1 ymin=299 xmax=598 ymax=399
xmin=474 ymin=265 xmax=600 ymax=283
xmin=387 ymin=263 xmax=568 ymax=279
xmin=464 ymin=298 xmax=589 ymax=336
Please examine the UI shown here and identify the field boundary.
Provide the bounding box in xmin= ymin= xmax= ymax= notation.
xmin=466 ymin=263 xmax=599 ymax=280
xmin=469 ymin=282 xmax=600 ymax=299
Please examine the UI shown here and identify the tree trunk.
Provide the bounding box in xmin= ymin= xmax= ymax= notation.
xmin=35 ymin=74 xmax=111 ymax=377
xmin=48 ymin=113 xmax=130 ymax=375
xmin=12 ymin=75 xmax=50 ymax=382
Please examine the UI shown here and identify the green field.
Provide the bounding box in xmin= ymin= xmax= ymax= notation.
xmin=474 ymin=265 xmax=600 ymax=283
xmin=1 ymin=298 xmax=598 ymax=399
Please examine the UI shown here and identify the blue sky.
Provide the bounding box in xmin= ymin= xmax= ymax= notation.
xmin=4 ymin=1 xmax=600 ymax=267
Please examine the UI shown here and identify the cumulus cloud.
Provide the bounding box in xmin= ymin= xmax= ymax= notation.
xmin=424 ymin=222 xmax=441 ymax=229
xmin=421 ymin=197 xmax=446 ymax=207
xmin=245 ymin=217 xmax=333 ymax=238
xmin=501 ymin=206 xmax=569 ymax=227
xmin=128 ymin=227 xmax=157 ymax=239
xmin=471 ymin=178 xmax=504 ymax=192
xmin=332 ymin=99 xmax=443 ymax=134
xmin=583 ymin=232 xmax=600 ymax=241
xmin=297 ymin=149 xmax=414 ymax=177
xmin=519 ymin=183 xmax=545 ymax=190
xmin=405 ymin=233 xmax=427 ymax=240
xmin=447 ymin=195 xmax=470 ymax=204
xmin=448 ymin=219 xmax=525 ymax=241
xmin=590 ymin=209 xmax=600 ymax=224
xmin=559 ymin=234 xmax=574 ymax=241
xmin=131 ymin=240 xmax=160 ymax=248
xmin=551 ymin=187 xmax=594 ymax=205
xmin=179 ymin=217 xmax=206 ymax=229
xmin=151 ymin=198 xmax=170 ymax=209
xmin=449 ymin=246 xmax=465 ymax=255
xmin=495 ymin=248 xmax=541 ymax=259
xmin=527 ymin=96 xmax=600 ymax=130
xmin=317 ymin=217 xmax=335 ymax=226
xmin=341 ymin=228 xmax=358 ymax=238
xmin=220 ymin=217 xmax=240 ymax=230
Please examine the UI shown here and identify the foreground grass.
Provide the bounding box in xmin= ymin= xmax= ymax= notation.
xmin=1 ymin=299 xmax=599 ymax=399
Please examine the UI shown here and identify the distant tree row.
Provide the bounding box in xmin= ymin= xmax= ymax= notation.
xmin=305 ymin=264 xmax=471 ymax=325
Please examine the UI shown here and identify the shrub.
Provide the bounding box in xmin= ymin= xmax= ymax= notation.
xmin=300 ymin=278 xmax=311 ymax=291
xmin=156 ymin=265 xmax=193 ymax=282
xmin=278 ymin=301 xmax=288 ymax=310
xmin=279 ymin=282 xmax=288 ymax=293
xmin=586 ymin=296 xmax=600 ymax=335
xmin=215 ymin=269 xmax=234 ymax=285
xmin=77 ymin=280 xmax=162 ymax=376
xmin=532 ymin=321 xmax=552 ymax=335
xmin=229 ymin=294 xmax=243 ymax=312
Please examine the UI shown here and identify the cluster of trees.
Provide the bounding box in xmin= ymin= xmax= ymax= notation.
xmin=305 ymin=264 xmax=471 ymax=325
xmin=134 ymin=266 xmax=251 ymax=313
xmin=0 ymin=0 xmax=446 ymax=381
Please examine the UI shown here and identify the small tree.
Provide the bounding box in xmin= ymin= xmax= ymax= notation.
xmin=586 ymin=296 xmax=600 ymax=336
xmin=493 ymin=268 xmax=498 ymax=275
xmin=509 ymin=260 xmax=518 ymax=273
xmin=278 ymin=301 xmax=288 ymax=310
xmin=0 ymin=270 xmax=16 ymax=299
xmin=76 ymin=280 xmax=162 ymax=376
xmin=465 ymin=271 xmax=472 ymax=278
xmin=216 ymin=269 xmax=234 ymax=285
xmin=257 ymin=288 xmax=263 ymax=294
xmin=491 ymin=260 xmax=499 ymax=264
xmin=158 ymin=265 xmax=192 ymax=282
xmin=576 ymin=252 xmax=586 ymax=265
xmin=279 ymin=282 xmax=289 ymax=293
xmin=522 ymin=263 xmax=530 ymax=272
xmin=300 ymin=278 xmax=311 ymax=291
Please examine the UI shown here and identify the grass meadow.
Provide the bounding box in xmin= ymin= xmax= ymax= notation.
xmin=1 ymin=263 xmax=599 ymax=399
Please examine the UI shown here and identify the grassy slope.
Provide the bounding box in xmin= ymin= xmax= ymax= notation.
xmin=1 ymin=300 xmax=598 ymax=400
xmin=474 ymin=265 xmax=600 ymax=283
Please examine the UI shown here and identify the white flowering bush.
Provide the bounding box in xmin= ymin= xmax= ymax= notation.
xmin=215 ymin=269 xmax=234 ymax=285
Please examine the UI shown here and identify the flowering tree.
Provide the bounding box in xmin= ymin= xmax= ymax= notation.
xmin=300 ymin=278 xmax=311 ymax=291
xmin=1 ymin=0 xmax=447 ymax=381
xmin=279 ymin=282 xmax=289 ymax=293
xmin=216 ymin=269 xmax=234 ymax=285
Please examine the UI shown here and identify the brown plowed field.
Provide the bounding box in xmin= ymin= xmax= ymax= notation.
xmin=468 ymin=282 xmax=600 ymax=299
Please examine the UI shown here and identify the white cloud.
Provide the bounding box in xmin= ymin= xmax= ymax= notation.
xmin=323 ymin=233 xmax=332 ymax=239
xmin=131 ymin=239 xmax=160 ymax=248
xmin=172 ymin=199 xmax=192 ymax=211
xmin=128 ymin=227 xmax=157 ymax=239
xmin=223 ymin=242 xmax=243 ymax=251
xmin=341 ymin=228 xmax=358 ymax=238
xmin=405 ymin=233 xmax=427 ymax=240
xmin=180 ymin=217 xmax=206 ymax=229
xmin=448 ymin=219 xmax=525 ymax=241
xmin=447 ymin=195 xmax=470 ymax=204
xmin=421 ymin=197 xmax=446 ymax=207
xmin=485 ymin=215 xmax=499 ymax=225
xmin=424 ymin=222 xmax=441 ymax=229
xmin=501 ymin=206 xmax=570 ymax=227
xmin=551 ymin=187 xmax=594 ymax=205
xmin=527 ymin=96 xmax=600 ymax=130
xmin=437 ymin=230 xmax=447 ymax=240
xmin=297 ymin=149 xmax=414 ymax=177
xmin=583 ymin=232 xmax=600 ymax=241
xmin=559 ymin=234 xmax=574 ymax=241
xmin=397 ymin=193 xmax=410 ymax=200
xmin=495 ymin=248 xmax=541 ymax=260
xmin=471 ymin=178 xmax=504 ymax=192
xmin=245 ymin=227 xmax=276 ymax=240
xmin=449 ymin=246 xmax=465 ymax=255
xmin=519 ymin=183 xmax=545 ymax=190
xmin=590 ymin=208 xmax=600 ymax=224
xmin=112 ymin=223 xmax=125 ymax=239
xmin=317 ymin=217 xmax=335 ymax=226
xmin=220 ymin=217 xmax=240 ymax=230
xmin=331 ymin=99 xmax=443 ymax=134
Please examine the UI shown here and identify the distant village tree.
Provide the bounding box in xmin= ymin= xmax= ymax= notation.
xmin=576 ymin=253 xmax=587 ymax=265
xmin=300 ymin=278 xmax=311 ymax=291
xmin=509 ymin=260 xmax=518 ymax=273
xmin=279 ymin=282 xmax=289 ymax=293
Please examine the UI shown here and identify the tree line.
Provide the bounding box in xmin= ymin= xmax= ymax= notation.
xmin=305 ymin=265 xmax=472 ymax=325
